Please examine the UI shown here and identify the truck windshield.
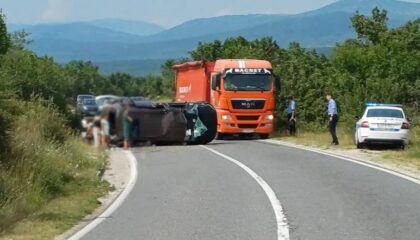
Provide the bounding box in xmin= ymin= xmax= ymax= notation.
xmin=224 ymin=74 xmax=273 ymax=91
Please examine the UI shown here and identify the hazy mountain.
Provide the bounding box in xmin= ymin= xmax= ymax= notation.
xmin=11 ymin=23 xmax=144 ymax=44
xmin=8 ymin=0 xmax=420 ymax=73
xmin=140 ymin=14 xmax=287 ymax=43
xmin=305 ymin=0 xmax=420 ymax=16
xmin=87 ymin=19 xmax=165 ymax=36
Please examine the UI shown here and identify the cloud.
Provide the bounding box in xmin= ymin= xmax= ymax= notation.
xmin=41 ymin=0 xmax=72 ymax=22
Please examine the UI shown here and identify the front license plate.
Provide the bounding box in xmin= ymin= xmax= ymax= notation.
xmin=241 ymin=129 xmax=255 ymax=133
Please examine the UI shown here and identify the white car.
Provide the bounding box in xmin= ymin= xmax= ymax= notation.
xmin=355 ymin=104 xmax=410 ymax=149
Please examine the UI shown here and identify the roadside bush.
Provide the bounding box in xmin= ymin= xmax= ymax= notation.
xmin=0 ymin=101 xmax=106 ymax=229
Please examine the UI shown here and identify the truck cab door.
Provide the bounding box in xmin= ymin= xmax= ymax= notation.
xmin=210 ymin=73 xmax=222 ymax=106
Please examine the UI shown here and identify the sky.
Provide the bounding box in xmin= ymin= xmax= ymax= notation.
xmin=2 ymin=0 xmax=420 ymax=27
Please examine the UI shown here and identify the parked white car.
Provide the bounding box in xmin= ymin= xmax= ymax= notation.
xmin=354 ymin=104 xmax=410 ymax=149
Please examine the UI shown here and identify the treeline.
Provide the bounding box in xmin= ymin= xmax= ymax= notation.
xmin=0 ymin=12 xmax=108 ymax=229
xmin=189 ymin=8 xmax=419 ymax=130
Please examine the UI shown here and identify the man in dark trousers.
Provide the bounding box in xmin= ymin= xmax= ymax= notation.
xmin=326 ymin=94 xmax=339 ymax=145
xmin=286 ymin=96 xmax=296 ymax=135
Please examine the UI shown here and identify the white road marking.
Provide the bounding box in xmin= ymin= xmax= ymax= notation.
xmin=262 ymin=139 xmax=420 ymax=185
xmin=67 ymin=150 xmax=138 ymax=240
xmin=201 ymin=145 xmax=290 ymax=240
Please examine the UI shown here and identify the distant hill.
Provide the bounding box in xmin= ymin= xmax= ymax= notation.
xmin=7 ymin=0 xmax=420 ymax=67
xmin=305 ymin=0 xmax=420 ymax=16
xmin=139 ymin=14 xmax=287 ymax=43
xmin=23 ymin=23 xmax=144 ymax=44
xmin=87 ymin=19 xmax=165 ymax=36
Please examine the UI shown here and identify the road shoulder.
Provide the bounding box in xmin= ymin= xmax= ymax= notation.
xmin=56 ymin=149 xmax=134 ymax=240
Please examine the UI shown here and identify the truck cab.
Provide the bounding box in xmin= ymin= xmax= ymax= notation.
xmin=174 ymin=59 xmax=277 ymax=139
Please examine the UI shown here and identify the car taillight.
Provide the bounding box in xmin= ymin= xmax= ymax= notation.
xmin=361 ymin=121 xmax=370 ymax=128
xmin=402 ymin=122 xmax=410 ymax=129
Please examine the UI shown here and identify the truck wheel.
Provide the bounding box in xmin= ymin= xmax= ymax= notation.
xmin=259 ymin=134 xmax=270 ymax=140
xmin=215 ymin=132 xmax=225 ymax=140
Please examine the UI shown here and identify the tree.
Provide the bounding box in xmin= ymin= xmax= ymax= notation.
xmin=0 ymin=10 xmax=10 ymax=56
xmin=351 ymin=7 xmax=388 ymax=45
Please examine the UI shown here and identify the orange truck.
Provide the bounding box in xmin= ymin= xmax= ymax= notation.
xmin=173 ymin=59 xmax=278 ymax=139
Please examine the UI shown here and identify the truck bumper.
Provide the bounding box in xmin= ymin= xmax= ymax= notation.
xmin=216 ymin=110 xmax=274 ymax=134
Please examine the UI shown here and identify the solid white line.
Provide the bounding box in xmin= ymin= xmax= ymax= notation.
xmin=200 ymin=145 xmax=290 ymax=240
xmin=262 ymin=139 xmax=420 ymax=185
xmin=67 ymin=150 xmax=138 ymax=240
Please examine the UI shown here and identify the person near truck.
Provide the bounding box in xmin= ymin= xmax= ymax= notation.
xmin=326 ymin=94 xmax=339 ymax=145
xmin=287 ymin=96 xmax=296 ymax=135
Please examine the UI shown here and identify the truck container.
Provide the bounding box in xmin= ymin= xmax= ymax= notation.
xmin=173 ymin=59 xmax=278 ymax=139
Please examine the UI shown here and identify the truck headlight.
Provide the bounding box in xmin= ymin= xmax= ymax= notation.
xmin=222 ymin=115 xmax=232 ymax=121
xmin=265 ymin=115 xmax=274 ymax=121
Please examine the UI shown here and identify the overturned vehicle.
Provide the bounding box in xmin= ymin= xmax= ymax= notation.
xmin=102 ymin=98 xmax=217 ymax=145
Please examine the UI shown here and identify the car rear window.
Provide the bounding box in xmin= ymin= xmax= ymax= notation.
xmin=367 ymin=109 xmax=404 ymax=118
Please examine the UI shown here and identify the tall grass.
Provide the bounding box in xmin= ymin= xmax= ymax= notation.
xmin=0 ymin=101 xmax=106 ymax=230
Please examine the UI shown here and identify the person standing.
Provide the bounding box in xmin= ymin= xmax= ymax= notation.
xmin=122 ymin=105 xmax=133 ymax=150
xmin=287 ymin=96 xmax=296 ymax=135
xmin=92 ymin=115 xmax=101 ymax=148
xmin=101 ymin=111 xmax=110 ymax=148
xmin=326 ymin=94 xmax=339 ymax=145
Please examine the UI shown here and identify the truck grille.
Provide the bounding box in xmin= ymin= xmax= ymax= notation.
xmin=231 ymin=100 xmax=265 ymax=109
xmin=238 ymin=124 xmax=258 ymax=129
xmin=237 ymin=115 xmax=260 ymax=121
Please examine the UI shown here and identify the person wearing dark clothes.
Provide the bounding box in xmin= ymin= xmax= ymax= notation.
xmin=122 ymin=105 xmax=133 ymax=150
xmin=326 ymin=94 xmax=339 ymax=145
xmin=286 ymin=96 xmax=296 ymax=135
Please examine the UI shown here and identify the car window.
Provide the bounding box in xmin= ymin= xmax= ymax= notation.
xmin=83 ymin=99 xmax=96 ymax=105
xmin=367 ymin=109 xmax=404 ymax=118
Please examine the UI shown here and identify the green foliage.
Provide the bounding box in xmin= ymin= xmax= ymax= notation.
xmin=351 ymin=7 xmax=388 ymax=45
xmin=0 ymin=11 xmax=10 ymax=56
xmin=0 ymin=100 xmax=106 ymax=228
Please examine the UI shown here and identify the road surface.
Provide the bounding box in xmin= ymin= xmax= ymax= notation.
xmin=80 ymin=140 xmax=420 ymax=240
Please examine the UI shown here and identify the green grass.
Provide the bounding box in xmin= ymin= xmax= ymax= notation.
xmin=273 ymin=126 xmax=420 ymax=170
xmin=0 ymin=101 xmax=110 ymax=239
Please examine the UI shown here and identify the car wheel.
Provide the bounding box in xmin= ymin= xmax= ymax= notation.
xmin=355 ymin=132 xmax=363 ymax=149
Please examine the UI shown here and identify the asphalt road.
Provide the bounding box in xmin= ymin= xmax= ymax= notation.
xmin=80 ymin=140 xmax=420 ymax=240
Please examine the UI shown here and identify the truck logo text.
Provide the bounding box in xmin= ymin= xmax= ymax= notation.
xmin=179 ymin=84 xmax=192 ymax=94
xmin=225 ymin=68 xmax=272 ymax=75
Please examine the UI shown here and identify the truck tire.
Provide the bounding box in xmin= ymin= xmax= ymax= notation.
xmin=216 ymin=132 xmax=225 ymax=140
xmin=259 ymin=134 xmax=270 ymax=140
xmin=191 ymin=103 xmax=217 ymax=145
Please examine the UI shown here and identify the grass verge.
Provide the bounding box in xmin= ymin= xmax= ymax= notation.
xmin=0 ymin=101 xmax=110 ymax=239
xmin=273 ymin=126 xmax=420 ymax=171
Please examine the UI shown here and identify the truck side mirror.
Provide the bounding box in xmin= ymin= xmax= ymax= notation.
xmin=211 ymin=74 xmax=221 ymax=91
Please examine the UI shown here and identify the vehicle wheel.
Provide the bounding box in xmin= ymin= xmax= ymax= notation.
xmin=400 ymin=144 xmax=406 ymax=150
xmin=259 ymin=134 xmax=270 ymax=140
xmin=355 ymin=132 xmax=363 ymax=149
xmin=215 ymin=132 xmax=225 ymax=140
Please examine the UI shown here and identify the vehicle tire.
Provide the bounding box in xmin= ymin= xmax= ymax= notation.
xmin=400 ymin=143 xmax=406 ymax=150
xmin=355 ymin=132 xmax=363 ymax=149
xmin=259 ymin=134 xmax=270 ymax=140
